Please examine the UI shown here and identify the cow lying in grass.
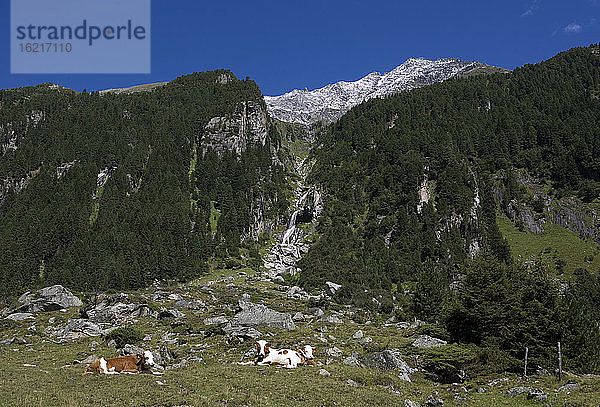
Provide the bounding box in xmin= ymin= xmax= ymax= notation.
xmin=84 ymin=351 xmax=155 ymax=375
xmin=240 ymin=340 xmax=317 ymax=368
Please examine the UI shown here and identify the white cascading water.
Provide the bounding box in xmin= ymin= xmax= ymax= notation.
xmin=263 ymin=154 xmax=316 ymax=277
xmin=282 ymin=210 xmax=299 ymax=245
xmin=281 ymin=189 xmax=311 ymax=245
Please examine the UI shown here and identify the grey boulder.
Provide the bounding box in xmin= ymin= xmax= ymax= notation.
xmin=412 ymin=335 xmax=447 ymax=349
xmin=16 ymin=285 xmax=82 ymax=313
xmin=157 ymin=308 xmax=185 ymax=320
xmin=222 ymin=325 xmax=262 ymax=341
xmin=557 ymin=380 xmax=580 ymax=392
xmin=85 ymin=302 xmax=157 ymax=324
xmin=230 ymin=303 xmax=295 ymax=330
xmin=360 ymin=350 xmax=414 ymax=382
xmin=5 ymin=312 xmax=35 ymax=321
xmin=59 ymin=319 xmax=105 ymax=340
xmin=121 ymin=344 xmax=145 ymax=356
xmin=204 ymin=316 xmax=229 ymax=325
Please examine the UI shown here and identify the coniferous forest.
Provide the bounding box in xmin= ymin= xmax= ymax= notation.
xmin=0 ymin=70 xmax=288 ymax=296
xmin=298 ymin=44 xmax=600 ymax=372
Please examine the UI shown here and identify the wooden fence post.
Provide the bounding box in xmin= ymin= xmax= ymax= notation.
xmin=524 ymin=347 xmax=528 ymax=377
xmin=558 ymin=342 xmax=563 ymax=381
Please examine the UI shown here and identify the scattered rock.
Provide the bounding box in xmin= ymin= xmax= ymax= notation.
xmin=527 ymin=388 xmax=547 ymax=401
xmin=15 ymin=285 xmax=82 ymax=313
xmin=412 ymin=335 xmax=447 ymax=349
xmin=360 ymin=350 xmax=413 ymax=382
xmin=159 ymin=332 xmax=179 ymax=345
xmin=405 ymin=400 xmax=421 ymax=407
xmin=222 ymin=325 xmax=262 ymax=341
xmin=352 ymin=330 xmax=364 ymax=339
xmin=410 ymin=320 xmax=426 ymax=329
xmin=325 ymin=347 xmax=342 ymax=357
xmin=158 ymin=309 xmax=185 ymax=320
xmin=0 ymin=337 xmax=26 ymax=347
xmin=237 ymin=294 xmax=253 ymax=310
xmin=325 ymin=281 xmax=342 ymax=296
xmin=318 ymin=314 xmax=343 ymax=324
xmin=229 ymin=302 xmax=296 ymax=330
xmin=319 ymin=368 xmax=331 ymax=376
xmin=448 ymin=384 xmax=467 ymax=393
xmin=557 ymin=380 xmax=580 ymax=392
xmin=358 ymin=337 xmax=373 ymax=345
xmin=57 ymin=319 xmax=105 ymax=340
xmin=425 ymin=392 xmax=444 ymax=406
xmin=5 ymin=312 xmax=34 ymax=321
xmin=343 ymin=356 xmax=360 ymax=367
xmin=506 ymin=386 xmax=532 ymax=397
xmin=85 ymin=302 xmax=157 ymax=324
xmin=487 ymin=378 xmax=508 ymax=386
xmin=346 ymin=379 xmax=358 ymax=387
xmin=313 ymin=308 xmax=325 ymax=317
xmin=292 ymin=312 xmax=306 ymax=322
xmin=476 ymin=388 xmax=487 ymax=394
xmin=121 ymin=344 xmax=145 ymax=356
xmin=204 ymin=316 xmax=229 ymax=325
xmin=286 ymin=286 xmax=309 ymax=299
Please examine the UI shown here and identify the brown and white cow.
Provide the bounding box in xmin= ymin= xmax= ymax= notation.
xmin=251 ymin=340 xmax=317 ymax=368
xmin=84 ymin=350 xmax=155 ymax=375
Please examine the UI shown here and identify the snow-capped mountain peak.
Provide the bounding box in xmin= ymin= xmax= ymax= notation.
xmin=265 ymin=57 xmax=505 ymax=125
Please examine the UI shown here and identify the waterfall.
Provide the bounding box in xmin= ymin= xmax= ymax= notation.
xmin=282 ymin=210 xmax=299 ymax=245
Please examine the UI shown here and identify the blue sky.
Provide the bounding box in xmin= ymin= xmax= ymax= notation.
xmin=1 ymin=0 xmax=599 ymax=95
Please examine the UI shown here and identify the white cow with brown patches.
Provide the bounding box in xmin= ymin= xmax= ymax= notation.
xmin=250 ymin=340 xmax=317 ymax=368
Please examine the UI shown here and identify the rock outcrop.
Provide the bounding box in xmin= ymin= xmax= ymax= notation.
xmin=412 ymin=335 xmax=448 ymax=349
xmin=83 ymin=301 xmax=157 ymax=324
xmin=15 ymin=285 xmax=83 ymax=313
xmin=227 ymin=300 xmax=296 ymax=331
xmin=201 ymin=101 xmax=268 ymax=158
xmin=360 ymin=350 xmax=414 ymax=382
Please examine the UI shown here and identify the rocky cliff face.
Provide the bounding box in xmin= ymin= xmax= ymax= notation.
xmin=499 ymin=170 xmax=600 ymax=243
xmin=265 ymin=58 xmax=507 ymax=125
xmin=201 ymin=101 xmax=269 ymax=157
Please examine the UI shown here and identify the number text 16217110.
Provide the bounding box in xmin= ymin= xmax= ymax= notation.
xmin=19 ymin=43 xmax=72 ymax=53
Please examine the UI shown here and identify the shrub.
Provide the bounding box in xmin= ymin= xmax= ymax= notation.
xmin=105 ymin=327 xmax=144 ymax=348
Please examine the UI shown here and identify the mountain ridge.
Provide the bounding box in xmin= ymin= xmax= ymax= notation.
xmin=265 ymin=57 xmax=509 ymax=124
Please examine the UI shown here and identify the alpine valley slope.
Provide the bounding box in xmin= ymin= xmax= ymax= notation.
xmin=265 ymin=57 xmax=508 ymax=125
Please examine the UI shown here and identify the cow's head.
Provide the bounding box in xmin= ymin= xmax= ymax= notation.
xmin=255 ymin=340 xmax=271 ymax=362
xmin=136 ymin=351 xmax=155 ymax=370
xmin=301 ymin=345 xmax=315 ymax=359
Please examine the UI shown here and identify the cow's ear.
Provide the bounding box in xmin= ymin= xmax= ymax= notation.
xmin=135 ymin=354 xmax=144 ymax=365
